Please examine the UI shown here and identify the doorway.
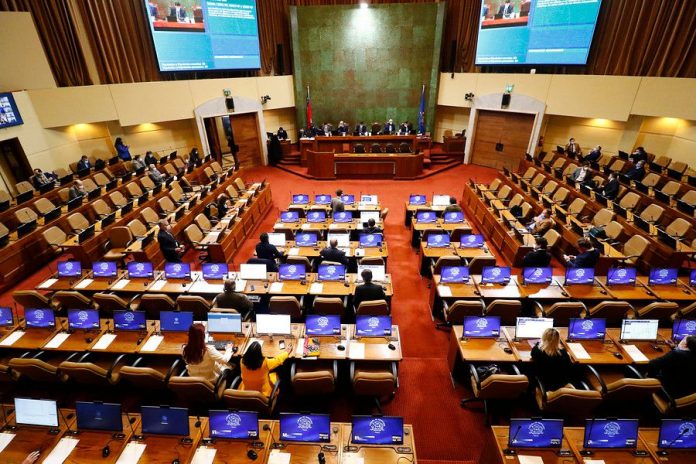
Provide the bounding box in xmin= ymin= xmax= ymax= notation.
xmin=0 ymin=138 xmax=32 ymax=194
xmin=203 ymin=113 xmax=263 ymax=169
xmin=470 ymin=110 xmax=535 ymax=171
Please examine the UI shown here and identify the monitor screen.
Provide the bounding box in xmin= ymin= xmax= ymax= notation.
xmin=352 ymin=416 xmax=404 ymax=445
xmin=360 ymin=211 xmax=380 ymax=224
xmin=267 ymin=232 xmax=286 ymax=247
xmin=14 ymin=398 xmax=58 ymax=428
xmin=57 ymin=260 xmax=82 ymax=278
xmin=475 ymin=0 xmax=603 ymax=66
xmin=440 ymin=266 xmax=470 ymax=283
xmin=359 ymin=233 xmax=383 ymax=247
xmin=443 ymin=211 xmax=464 ymax=223
xmin=463 ymin=316 xmax=501 ymax=338
xmin=292 ymin=194 xmax=309 ymax=205
xmin=515 ymin=317 xmax=554 ymax=339
xmin=333 ymin=211 xmax=353 ymax=223
xmin=128 ymin=262 xmax=154 ymax=279
xmin=159 ymin=311 xmax=194 ymax=332
xmin=523 ymin=267 xmax=553 ymax=285
xmin=481 ymin=266 xmax=511 ymax=284
xmin=202 ymin=263 xmax=229 ymax=280
xmin=432 ymin=195 xmax=450 ymax=206
xmin=672 ymin=319 xmax=696 ymax=342
xmin=565 ymin=267 xmax=595 ymax=285
xmin=409 ymin=194 xmax=427 ymax=205
xmin=25 ymin=308 xmax=55 ymax=329
xmin=341 ymin=194 xmax=355 ymax=205
xmin=327 ymin=233 xmax=350 ymax=248
xmin=355 ymin=315 xmax=392 ymax=337
xmin=143 ymin=0 xmax=260 ymax=72
xmin=280 ymin=211 xmax=299 ymax=223
xmin=607 ymin=267 xmax=637 ymax=286
xmin=92 ymin=261 xmax=118 ymax=278
xmin=207 ymin=312 xmax=242 ymax=333
xmin=508 ymin=418 xmax=564 ymax=448
xmin=568 ymin=318 xmax=606 ymax=341
xmin=314 ymin=194 xmax=331 ymax=205
xmin=141 ymin=406 xmax=190 ymax=436
xmin=460 ymin=234 xmax=484 ymax=248
xmin=256 ymin=314 xmax=291 ymax=335
xmin=279 ymin=264 xmax=305 ymax=281
xmin=658 ymin=419 xmax=696 ymax=450
xmin=305 ymin=314 xmax=341 ymax=336
xmin=306 ymin=210 xmax=326 ymax=223
xmin=209 ymin=410 xmax=259 ymax=439
xmin=620 ymin=319 xmax=659 ymax=341
xmin=427 ymin=233 xmax=450 ymax=248
xmin=113 ymin=311 xmax=147 ymax=331
xmin=583 ymin=419 xmax=639 ymax=449
xmin=164 ymin=262 xmax=191 ymax=279
xmin=317 ymin=263 xmax=346 ymax=281
xmin=649 ymin=268 xmax=678 ymax=286
xmin=357 ymin=264 xmax=386 ymax=282
xmin=76 ymin=402 xmax=122 ymax=432
xmin=360 ymin=195 xmax=378 ymax=205
xmin=690 ymin=269 xmax=696 ymax=287
xmin=295 ymin=232 xmax=318 ymax=247
xmin=68 ymin=309 xmax=100 ymax=330
xmin=0 ymin=307 xmax=14 ymax=327
xmin=239 ymin=263 xmax=267 ymax=280
xmin=279 ymin=413 xmax=330 ymax=443
xmin=0 ymin=93 xmax=24 ymax=129
xmin=415 ymin=211 xmax=436 ymax=223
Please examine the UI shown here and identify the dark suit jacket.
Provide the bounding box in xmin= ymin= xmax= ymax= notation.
xmin=626 ymin=166 xmax=646 ymax=181
xmin=384 ymin=123 xmax=395 ymax=134
xmin=498 ymin=3 xmax=514 ymax=15
xmin=158 ymin=229 xmax=181 ymax=263
xmin=567 ymin=249 xmax=600 ymax=269
xmin=585 ymin=150 xmax=601 ymax=162
xmin=170 ymin=6 xmax=186 ymax=19
xmin=647 ymin=349 xmax=696 ymax=398
xmin=602 ymin=179 xmax=620 ymax=200
xmin=77 ymin=159 xmax=91 ymax=171
xmin=256 ymin=242 xmax=282 ymax=261
xmin=444 ymin=204 xmax=463 ymax=214
xmin=522 ymin=249 xmax=552 ymax=268
xmin=320 ymin=246 xmax=348 ymax=265
xmin=144 ymin=154 xmax=157 ymax=165
xmin=362 ymin=226 xmax=382 ymax=235
xmin=68 ymin=186 xmax=84 ymax=201
xmin=213 ymin=291 xmax=253 ymax=317
xmin=277 ymin=129 xmax=288 ymax=140
xmin=353 ymin=282 xmax=386 ymax=311
xmin=356 ymin=124 xmax=367 ymax=135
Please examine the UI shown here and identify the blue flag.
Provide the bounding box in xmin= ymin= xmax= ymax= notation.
xmin=418 ymin=84 xmax=426 ymax=134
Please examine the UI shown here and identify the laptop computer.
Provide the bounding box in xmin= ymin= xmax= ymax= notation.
xmin=239 ymin=264 xmax=267 ymax=280
xmin=75 ymin=402 xmax=123 ymax=432
xmin=620 ymin=319 xmax=659 ymax=342
xmin=317 ymin=264 xmax=346 ymax=281
xmin=415 ymin=211 xmax=436 ymax=223
xmin=341 ymin=194 xmax=355 ymax=205
xmin=43 ymin=207 xmax=61 ymax=222
xmin=568 ymin=318 xmax=606 ymax=342
xmin=164 ymin=262 xmax=191 ymax=280
xmin=351 ymin=416 xmax=404 ymax=445
xmin=57 ymin=260 xmax=82 ymax=278
xmin=14 ymin=398 xmax=59 ymax=429
xmin=202 ymin=263 xmax=229 ymax=280
xmin=255 ymin=314 xmax=291 ymax=336
xmin=78 ymin=224 xmax=96 ymax=243
xmin=314 ymin=194 xmax=331 ymax=205
xmin=280 ymin=211 xmax=299 ymax=223
xmin=409 ymin=194 xmax=427 ymax=205
xmin=306 ymin=210 xmax=326 ymax=223
xmin=127 ymin=262 xmax=153 ymax=279
xmin=291 ymin=194 xmax=309 ymax=205
xmin=279 ymin=413 xmax=330 ymax=443
xmin=113 ymin=310 xmax=147 ymax=331
xmin=359 ymin=211 xmax=380 ymax=224
xmin=305 ymin=314 xmax=341 ymax=336
xmin=658 ymin=420 xmax=696 ymax=451
xmin=607 ymin=267 xmax=637 ymax=286
xmin=0 ymin=306 xmax=14 ymax=327
xmin=295 ymin=232 xmax=318 ymax=247
xmin=17 ymin=220 xmax=37 ymax=238
xmin=326 ymin=233 xmax=350 ymax=248
xmin=443 ymin=211 xmax=464 ymax=223
xmin=463 ymin=316 xmax=501 ymax=338
xmin=507 ymin=418 xmax=564 ymax=449
xmin=481 ymin=266 xmax=511 ymax=285
xmin=426 ymin=233 xmax=450 ymax=248
xmin=582 ymin=419 xmax=639 ymax=452
xmin=141 ymin=406 xmax=189 ymax=436
xmin=207 ymin=312 xmax=242 ymax=334
xmin=355 ymin=315 xmax=392 ymax=337
xmin=648 ymin=268 xmax=678 ymax=286
xmin=460 ymin=234 xmax=484 ymax=248
xmin=159 ymin=311 xmax=194 ymax=332
xmin=356 ymin=264 xmax=386 ymax=282
xmin=278 ymin=264 xmax=306 ymax=281
xmin=671 ymin=319 xmax=696 ymax=343
xmin=25 ymin=308 xmax=56 ymax=329
xmin=208 ymin=410 xmax=259 ymax=440
xmin=267 ymin=232 xmax=286 ymax=247
xmin=68 ymin=309 xmax=100 ymax=330
xmin=440 ymin=266 xmax=470 ymax=283
xmin=432 ymin=195 xmax=450 ymax=206
xmin=515 ymin=317 xmax=554 ymax=340
xmin=360 ymin=195 xmax=378 ymax=206
xmin=359 ymin=233 xmax=383 ymax=247
xmin=522 ymin=267 xmax=553 ymax=285
xmin=333 ymin=211 xmax=353 ymax=223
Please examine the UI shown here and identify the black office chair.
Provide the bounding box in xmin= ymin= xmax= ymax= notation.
xmin=370 ymin=143 xmax=382 ymax=153
xmin=354 ymin=144 xmax=366 ymax=154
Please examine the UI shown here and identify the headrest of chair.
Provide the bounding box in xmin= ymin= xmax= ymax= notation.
xmin=120 ymin=366 xmax=166 ymax=380
xmin=60 ymin=362 xmax=107 ymax=376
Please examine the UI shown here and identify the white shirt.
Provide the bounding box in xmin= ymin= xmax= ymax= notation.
xmin=184 ymin=345 xmax=232 ymax=382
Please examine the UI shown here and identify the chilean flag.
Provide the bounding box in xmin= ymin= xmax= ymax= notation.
xmin=418 ymin=84 xmax=426 ymax=135
xmin=306 ymin=85 xmax=313 ymax=129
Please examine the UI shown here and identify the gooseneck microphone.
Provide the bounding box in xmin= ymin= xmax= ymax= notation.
xmin=580 ymin=418 xmax=596 ymax=456
xmin=503 ymin=425 xmax=522 ymax=455
xmin=657 ymin=427 xmax=689 ymax=457
xmin=124 ymin=411 xmax=143 ymax=440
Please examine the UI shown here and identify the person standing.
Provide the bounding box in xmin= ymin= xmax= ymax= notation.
xmin=157 ymin=219 xmax=184 ymax=263
xmin=114 ymin=137 xmax=131 ymax=161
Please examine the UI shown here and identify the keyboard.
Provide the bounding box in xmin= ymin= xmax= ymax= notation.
xmin=208 ymin=341 xmax=228 ymax=351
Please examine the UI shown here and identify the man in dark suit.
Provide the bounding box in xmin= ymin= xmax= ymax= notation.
xmin=569 ymin=163 xmax=591 ymax=184
xmin=213 ymin=278 xmax=253 ymax=319
xmin=629 ymin=146 xmax=648 ymax=164
xmin=277 ymin=127 xmax=288 ymax=140
xmin=444 ymin=197 xmax=463 ymax=214
xmin=76 ymin=155 xmax=91 ymax=172
xmin=144 ymin=151 xmax=157 ymax=166
xmin=148 ymin=1 xmax=158 ymax=18
xmin=256 ymin=232 xmax=283 ymax=262
xmin=170 ymin=2 xmax=186 ymax=20
xmin=625 ymin=160 xmax=646 ymax=181
xmin=362 ymin=218 xmax=382 ymax=235
xmin=383 ymin=119 xmax=395 ymax=135
xmin=647 ymin=335 xmax=696 ymax=399
xmin=565 ymin=137 xmax=582 ymax=157
xmin=353 ymin=269 xmax=386 ymax=312
xmin=337 ymin=121 xmax=349 ymax=135
xmin=355 ymin=122 xmax=367 ymax=136
xmin=522 ymin=237 xmax=552 ymax=267
xmin=600 ymin=172 xmax=620 ymax=200
xmin=584 ymin=145 xmax=602 ymax=163
xmin=320 ymin=239 xmax=348 ymax=266
xmin=563 ymin=237 xmax=600 ymax=268
xmin=31 ymin=168 xmax=55 ymax=189
xmin=68 ymin=180 xmax=86 ymax=201
xmin=331 ymin=189 xmax=345 ymax=216
xmin=158 ymin=219 xmax=184 ymax=263
xmin=497 ymin=1 xmax=514 ymax=16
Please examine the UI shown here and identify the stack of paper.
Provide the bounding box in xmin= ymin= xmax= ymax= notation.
xmin=623 ymin=345 xmax=649 ymax=362
xmin=349 ymin=342 xmax=365 ymax=359
xmin=92 ymin=333 xmax=117 ymax=350
xmin=268 ymin=450 xmax=291 ymax=464
xmin=38 ymin=278 xmax=58 ymax=289
xmin=45 ymin=333 xmax=71 ymax=349
xmin=115 ymin=443 xmax=146 ymax=463
xmin=112 ymin=279 xmax=130 ymax=290
xmin=234 ymin=280 xmax=247 ymax=292
xmin=438 ymin=285 xmax=452 ymax=297
xmin=0 ymin=433 xmax=15 ymax=453
xmin=191 ymin=447 xmax=217 ymax=464
xmin=74 ymin=279 xmax=93 ymax=289
xmin=270 ymin=282 xmax=284 ymax=293
xmin=42 ymin=437 xmax=79 ymax=464
xmin=141 ymin=335 xmax=164 ymax=352
xmin=0 ymin=331 xmax=25 ymax=347
xmin=150 ymin=280 xmax=167 ymax=291
xmin=310 ymin=283 xmax=323 ymax=294
xmin=566 ymin=342 xmax=591 ymax=360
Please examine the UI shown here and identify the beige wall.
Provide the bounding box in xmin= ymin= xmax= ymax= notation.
xmin=542 ymin=116 xmax=627 ymax=155
xmin=262 ymin=108 xmax=298 ymax=142
xmin=433 ymin=106 xmax=470 ymax=142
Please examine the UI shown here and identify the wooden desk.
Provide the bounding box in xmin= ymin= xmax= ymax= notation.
xmin=347 ymin=325 xmax=403 ymax=362
xmin=139 ymin=323 xmax=188 ymax=355
xmin=197 ymin=419 xmax=273 ymax=464
xmin=248 ymin=323 xmax=304 ymax=358
xmin=300 ymin=135 xmax=417 ymax=164
xmin=557 ymin=327 xmax=628 ymax=365
xmin=597 ymin=278 xmax=657 ymax=301
xmin=127 ymin=416 xmax=204 ymax=463
xmin=267 ymin=420 xmax=343 ymax=464
xmin=447 ymin=326 xmax=516 ymax=373
xmin=1 ymin=327 xmax=60 ymax=350
xmin=61 ymin=414 xmax=139 ymax=463
xmin=564 ymin=426 xmax=657 ymax=463
xmin=295 ymin=324 xmax=350 ymax=361
xmin=607 ymin=328 xmax=671 ymax=364
xmin=403 ymin=201 xmax=446 ymax=226
xmin=0 ymin=408 xmax=75 ymax=463
xmin=637 ymin=278 xmax=695 ymax=301
xmin=473 ymin=275 xmax=523 ymax=300
xmin=410 ymin=218 xmax=472 ymax=247
xmin=333 ymin=153 xmax=423 ymax=179
xmin=90 ymin=327 xmax=155 ymax=354
xmin=502 ymin=327 xmax=538 ymax=362
xmin=517 ymin=278 xmax=570 ymax=300
xmin=70 ymin=271 xmax=129 ymax=292
xmin=482 ymin=425 xmax=579 ymax=464
xmin=339 ymin=423 xmax=417 ymax=464
xmin=562 ymin=280 xmax=614 ymax=301
xmin=107 ymin=273 xmax=161 ymax=293
xmin=640 ymin=428 xmax=696 ymax=463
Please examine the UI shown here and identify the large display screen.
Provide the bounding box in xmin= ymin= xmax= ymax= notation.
xmin=0 ymin=93 xmax=23 ymax=129
xmin=475 ymin=0 xmax=603 ymax=65
xmin=144 ymin=0 xmax=261 ymax=71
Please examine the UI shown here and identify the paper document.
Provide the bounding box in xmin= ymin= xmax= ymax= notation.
xmin=583 ymin=460 xmax=606 ymax=464
xmin=74 ymin=279 xmax=93 ymax=289
xmin=206 ymin=232 xmax=220 ymax=242
xmin=567 ymin=342 xmax=591 ymax=360
xmin=349 ymin=342 xmax=365 ymax=359
xmin=295 ymin=339 xmax=305 ymax=357
xmin=438 ymin=285 xmax=452 ymax=297
xmin=191 ymin=447 xmax=217 ymax=464
xmin=329 ymin=224 xmax=342 ymax=230
xmin=0 ymin=432 xmax=15 ymax=453
xmin=150 ymin=280 xmax=167 ymax=291
xmin=45 ymin=333 xmax=71 ymax=349
xmin=92 ymin=333 xmax=117 ymax=350
xmin=342 ymin=454 xmax=365 ymax=464
xmin=518 ymin=455 xmax=544 ymax=464
xmin=42 ymin=437 xmax=79 ymax=464
xmin=301 ymin=223 xmax=311 ymax=230
xmin=38 ymin=278 xmax=58 ymax=289
xmin=235 ymin=280 xmax=247 ymax=292
xmin=140 ymin=335 xmax=164 ymax=352
xmin=623 ymin=344 xmax=649 ymax=362
xmin=0 ymin=331 xmax=25 ymax=346
xmin=267 ymin=450 xmax=291 ymax=464
xmin=288 ymin=248 xmax=300 ymax=256
xmin=310 ymin=283 xmax=323 ymax=294
xmin=115 ymin=442 xmax=146 ymax=464
xmin=112 ymin=279 xmax=130 ymax=290
xmin=354 ymin=248 xmax=365 ymax=257
xmin=270 ymin=282 xmax=284 ymax=293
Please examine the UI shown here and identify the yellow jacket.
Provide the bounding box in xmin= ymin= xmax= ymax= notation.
xmin=240 ymin=351 xmax=289 ymax=397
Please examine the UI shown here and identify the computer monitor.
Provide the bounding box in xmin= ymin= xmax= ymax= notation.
xmin=440 ymin=266 xmax=470 ymax=283
xmin=607 ymin=267 xmax=637 ymax=286
xmin=415 ymin=211 xmax=436 ymax=223
xmin=357 ymin=264 xmax=386 ymax=282
xmin=256 ymin=314 xmax=291 ymax=336
xmin=207 ymin=312 xmax=242 ymax=333
xmin=515 ymin=317 xmax=554 ymax=339
xmin=341 ymin=194 xmax=355 ymax=205
xmin=295 ymin=232 xmax=318 ymax=247
xmin=351 ymin=416 xmax=404 ymax=445
xmin=333 ymin=211 xmax=352 ymax=223
xmin=672 ymin=319 xmax=696 ymax=342
xmin=568 ymin=318 xmax=606 ymax=341
xmin=443 ymin=211 xmax=464 ymax=223
xmin=426 ymin=233 xmax=450 ymax=248
xmin=278 ymin=264 xmax=306 ymax=281
xmin=565 ymin=268 xmax=595 ymax=285
xmin=305 ymin=314 xmax=341 ymax=336
xmin=460 ymin=234 xmax=484 ymax=248
xmin=409 ymin=194 xmax=427 ymax=205
xmin=25 ymin=308 xmax=56 ymax=329
xmin=113 ymin=310 xmax=146 ymax=331
xmin=360 ymin=195 xmax=378 ymax=205
xmin=690 ymin=269 xmax=696 ymax=287
xmin=648 ymin=268 xmax=678 ymax=286
xmin=202 ymin=263 xmax=229 ymax=280
xmin=280 ymin=211 xmax=299 ymax=223
xmin=359 ymin=233 xmax=382 ymax=248
xmin=359 ymin=211 xmax=380 ymax=224
xmin=239 ymin=264 xmax=267 ymax=280
xmin=620 ymin=319 xmax=659 ymax=341
xmin=68 ymin=309 xmax=100 ymax=330
xmin=432 ymin=195 xmax=450 ymax=206
xmin=279 ymin=413 xmax=331 ymax=443
xmin=0 ymin=307 xmax=13 ymax=327
xmin=75 ymin=402 xmax=123 ymax=432
xmin=317 ymin=264 xmax=346 ymax=281
xmin=57 ymin=260 xmax=82 ymax=278
xmin=327 ymin=233 xmax=350 ymax=248
xmin=355 ymin=315 xmax=392 ymax=337
xmin=92 ymin=261 xmax=118 ymax=278
xmin=314 ymin=194 xmax=331 ymax=205
xmin=508 ymin=418 xmax=564 ymax=449
xmin=127 ymin=262 xmax=153 ymax=279
xmin=159 ymin=311 xmax=193 ymax=332
xmin=463 ymin=316 xmax=501 ymax=338
xmin=583 ymin=419 xmax=639 ymax=450
xmin=292 ymin=194 xmax=309 ymax=205
xmin=481 ymin=266 xmax=511 ymax=284
xmin=522 ymin=267 xmax=553 ymax=285
xmin=658 ymin=419 xmax=696 ymax=450
xmin=306 ymin=210 xmax=326 ymax=223
xmin=14 ymin=398 xmax=59 ymax=428
xmin=208 ymin=410 xmax=259 ymax=440
xmin=141 ymin=406 xmax=190 ymax=436
xmin=267 ymin=232 xmax=286 ymax=247
xmin=164 ymin=262 xmax=191 ymax=279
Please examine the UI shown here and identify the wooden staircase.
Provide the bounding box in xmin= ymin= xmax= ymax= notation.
xmin=278 ymin=150 xmax=302 ymax=165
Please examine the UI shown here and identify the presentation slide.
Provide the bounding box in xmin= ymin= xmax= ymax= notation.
xmin=145 ymin=0 xmax=260 ymax=71
xmin=475 ymin=0 xmax=603 ymax=65
xmin=0 ymin=93 xmax=23 ymax=129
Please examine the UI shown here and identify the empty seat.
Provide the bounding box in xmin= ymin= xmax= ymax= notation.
xmin=15 ymin=181 xmax=34 ymax=195
xmin=15 ymin=207 xmax=38 ymax=224
xmin=103 ymin=226 xmax=132 ymax=262
xmin=623 ymin=235 xmax=650 ymax=265
xmin=551 ymin=187 xmax=569 ymax=205
xmin=120 ymin=358 xmax=182 ymax=390
xmin=665 ymin=218 xmax=691 ymax=239
xmin=441 ymin=300 xmax=485 ymax=328
xmin=91 ymin=199 xmax=113 ymax=219
xmin=618 ymin=192 xmax=640 ymax=211
xmin=667 ymin=160 xmax=688 ymax=175
xmin=312 ymin=297 xmax=345 ymax=316
xmin=461 ymin=364 xmax=528 ymax=425
xmin=640 ymin=173 xmax=661 ymax=188
xmin=291 ymin=361 xmax=338 ymax=396
xmin=650 ymin=156 xmax=671 ymax=171
xmin=679 ymin=190 xmax=696 ymax=207
xmin=158 ymin=196 xmax=177 ymax=215
xmin=659 ymin=181 xmax=681 ymax=197
xmin=535 ymin=383 xmax=602 ymax=418
xmin=82 ymin=178 xmax=99 ymax=193
xmin=138 ymin=294 xmax=176 ymax=320
xmin=93 ymin=172 xmax=111 ymax=187
xmin=223 ymin=376 xmax=280 ymax=416
xmin=592 ymin=208 xmax=615 ymax=228
xmin=351 ymin=361 xmax=398 ymax=412
xmin=483 ymin=300 xmax=522 ymax=326
xmin=356 ymin=299 xmax=389 ymax=316
xmin=93 ymin=293 xmax=136 ymax=317
xmin=109 ymin=191 xmax=129 ymax=207
xmin=467 ymin=256 xmax=497 ymax=274
xmin=139 ymin=207 xmax=160 ymax=227
xmin=59 ymin=353 xmax=127 ymax=387
xmin=543 ymin=229 xmax=561 ymax=248
xmin=127 ymin=219 xmax=148 ymax=238
xmin=582 ymin=301 xmax=635 ymax=327
xmin=34 ymin=198 xmax=57 ymax=216
xmin=168 ymin=369 xmax=233 ymax=404
xmin=9 ymin=353 xmax=67 ymax=383
xmin=635 ymin=302 xmax=680 ymax=326
xmin=125 ymin=182 xmax=143 ymax=198
xmin=67 ymin=213 xmax=91 ymax=233
xmin=432 ymin=256 xmax=462 ymax=275
xmin=534 ymin=301 xmax=587 ymax=327
xmin=194 ymin=213 xmax=214 ymax=232
xmin=585 ymin=365 xmax=662 ymax=403
xmin=496 ymin=185 xmax=512 ymax=201
xmin=177 ymin=295 xmax=212 ymax=321
xmin=653 ymin=390 xmax=696 ymax=417
xmin=52 ymin=291 xmax=92 ymax=309
xmin=140 ymin=176 xmax=156 ymax=191
xmin=269 ymin=296 xmax=303 ymax=319
xmin=42 ymin=226 xmax=68 ymax=252
xmin=604 ymin=221 xmax=624 ymax=244
xmin=541 ymin=181 xmax=558 ymax=196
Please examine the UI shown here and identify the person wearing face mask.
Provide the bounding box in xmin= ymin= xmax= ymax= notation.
xmin=527 ymin=208 xmax=554 ymax=235
xmin=157 ymin=219 xmax=184 ymax=263
xmin=522 ymin=236 xmax=552 ymax=267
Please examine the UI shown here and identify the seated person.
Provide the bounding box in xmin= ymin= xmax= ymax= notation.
xmin=240 ymin=340 xmax=291 ymax=396
xmin=68 ymin=180 xmax=86 ymax=201
xmin=131 ymin=154 xmax=146 ymax=171
xmin=443 ymin=197 xmax=462 ymax=214
xmin=144 ymin=150 xmax=158 ymax=166
xmin=148 ymin=164 xmax=165 ymax=186
xmin=565 ymin=137 xmax=582 ymax=157
xmin=31 ymin=168 xmax=56 ymax=189
xmin=497 ymin=0 xmax=514 ymax=16
xmin=629 ymin=146 xmax=648 ymax=164
xmin=213 ymin=278 xmax=253 ymax=319
xmin=188 ymin=147 xmax=201 ymax=166
xmin=625 ymin=160 xmax=646 ymax=181
xmin=531 ymin=328 xmax=574 ymax=391
xmin=76 ymin=155 xmax=91 ymax=172
xmin=355 ymin=122 xmax=368 ymax=136
xmin=528 ymin=208 xmax=554 ymax=235
xmin=569 ymin=163 xmax=592 ymax=184
xmin=647 ymin=335 xmax=696 ymax=399
xmin=320 ymin=238 xmax=348 ymax=266
xmin=600 ymin=171 xmax=620 ymax=200
xmin=353 ymin=269 xmax=386 ymax=312
xmin=522 ymin=236 xmax=552 ymax=267
xmin=170 ymin=1 xmax=187 ymax=20
xmin=277 ymin=127 xmax=288 ymax=140
xmin=362 ymin=218 xmax=382 ymax=235
xmin=214 ymin=194 xmax=232 ymax=219
xmin=398 ymin=122 xmax=410 ymax=135
xmin=384 ymin=119 xmax=396 ymax=135
xmin=182 ymin=323 xmax=232 ymax=382
xmin=337 ymin=121 xmax=349 ymax=135
xmin=584 ymin=145 xmax=602 ymax=163
xmin=321 ymin=122 xmax=332 ymax=136
xmin=158 ymin=219 xmax=184 ymax=263
xmin=563 ymin=237 xmax=600 ymax=268
xmin=256 ymin=232 xmax=283 ymax=262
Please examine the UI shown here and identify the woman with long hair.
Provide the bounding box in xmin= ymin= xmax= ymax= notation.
xmin=182 ymin=323 xmax=233 ymax=382
xmin=114 ymin=137 xmax=132 ymax=161
xmin=530 ymin=327 xmax=573 ymax=391
xmin=240 ymin=340 xmax=291 ymax=396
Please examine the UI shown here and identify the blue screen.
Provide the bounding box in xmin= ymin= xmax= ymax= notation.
xmin=209 ymin=410 xmax=259 ymax=439
xmin=305 ymin=315 xmax=341 ymax=336
xmin=568 ymin=318 xmax=606 ymax=340
xmin=584 ymin=419 xmax=639 ymax=449
xmin=672 ymin=319 xmax=696 ymax=342
xmin=315 ymin=194 xmax=331 ymax=205
xmin=25 ymin=308 xmax=55 ymax=328
xmin=141 ymin=406 xmax=189 ymax=436
xmin=464 ymin=316 xmax=501 ymax=338
xmin=92 ymin=261 xmax=118 ymax=278
xmin=608 ymin=267 xmax=636 ymax=285
xmin=416 ymin=211 xmax=436 ymax=223
xmin=280 ymin=211 xmax=299 ymax=223
xmin=475 ymin=0 xmax=603 ymax=65
xmin=317 ymin=264 xmax=345 ymax=281
xmin=307 ymin=210 xmax=326 ymax=223
xmin=144 ymin=0 xmax=260 ymax=72
xmin=0 ymin=93 xmax=23 ymax=129
xmin=509 ymin=419 xmax=563 ymax=448
xmin=341 ymin=194 xmax=355 ymax=205
xmin=76 ymin=402 xmax=122 ymax=432
xmin=359 ymin=233 xmax=382 ymax=247
xmin=202 ymin=263 xmax=228 ymax=280
xmin=68 ymin=309 xmax=100 ymax=330
xmin=295 ymin=232 xmax=318 ymax=247
xmin=658 ymin=420 xmax=696 ymax=449
xmin=409 ymin=194 xmax=427 ymax=205
xmin=333 ymin=211 xmax=352 ymax=222
xmin=523 ymin=267 xmax=553 ymax=284
xmin=352 ymin=416 xmax=404 ymax=445
xmin=113 ymin=311 xmax=147 ymax=331
xmin=0 ymin=307 xmax=13 ymax=326
xmin=58 ymin=260 xmax=82 ymax=278
xmin=164 ymin=262 xmax=191 ymax=279
xmin=279 ymin=264 xmax=305 ymax=281
xmin=356 ymin=315 xmax=392 ymax=337
xmin=482 ymin=266 xmax=511 ymax=284
xmin=279 ymin=413 xmax=330 ymax=443
xmin=128 ymin=262 xmax=154 ymax=278
xmin=160 ymin=311 xmax=193 ymax=332
xmin=565 ymin=267 xmax=594 ymax=285
xmin=440 ymin=266 xmax=470 ymax=283
xmin=292 ymin=194 xmax=309 ymax=204
xmin=691 ymin=269 xmax=696 ymax=286
xmin=427 ymin=233 xmax=450 ymax=248
xmin=460 ymin=234 xmax=484 ymax=248
xmin=649 ymin=268 xmax=678 ymax=286
xmin=444 ymin=212 xmax=464 ymax=223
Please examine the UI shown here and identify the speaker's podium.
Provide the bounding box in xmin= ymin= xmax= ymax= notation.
xmin=307 ymin=150 xmax=336 ymax=179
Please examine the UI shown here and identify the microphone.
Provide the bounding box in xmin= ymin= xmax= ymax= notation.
xmin=580 ymin=418 xmax=596 ymax=456
xmin=657 ymin=427 xmax=689 ymax=456
xmin=124 ymin=411 xmax=143 ymax=440
xmin=105 ymin=320 xmax=112 ymax=334
xmin=0 ymin=396 xmax=15 ymax=431
xmin=503 ymin=425 xmax=522 ymax=455
xmin=58 ymin=407 xmax=77 ymax=435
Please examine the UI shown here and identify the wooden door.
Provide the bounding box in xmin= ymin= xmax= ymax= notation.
xmin=470 ymin=110 xmax=535 ymax=171
xmin=230 ymin=112 xmax=263 ymax=169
